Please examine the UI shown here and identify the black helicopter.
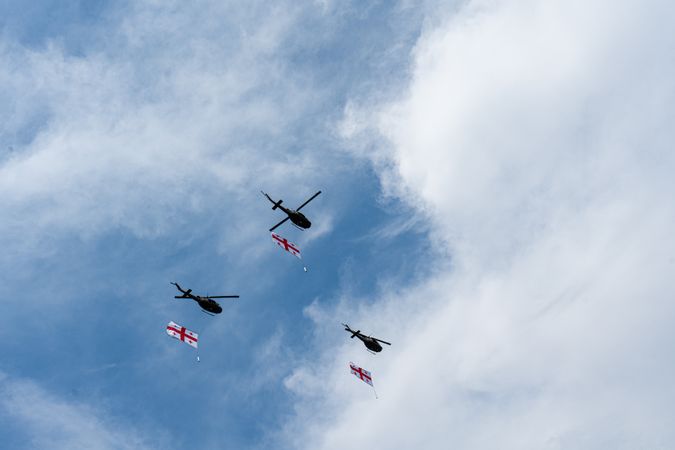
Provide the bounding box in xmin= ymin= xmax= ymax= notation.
xmin=261 ymin=190 xmax=321 ymax=232
xmin=171 ymin=282 xmax=239 ymax=315
xmin=342 ymin=323 xmax=391 ymax=353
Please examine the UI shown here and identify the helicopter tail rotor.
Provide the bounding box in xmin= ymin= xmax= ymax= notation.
xmin=272 ymin=199 xmax=283 ymax=210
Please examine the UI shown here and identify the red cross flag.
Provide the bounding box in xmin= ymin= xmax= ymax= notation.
xmin=349 ymin=362 xmax=373 ymax=387
xmin=271 ymin=232 xmax=301 ymax=259
xmin=166 ymin=321 xmax=198 ymax=349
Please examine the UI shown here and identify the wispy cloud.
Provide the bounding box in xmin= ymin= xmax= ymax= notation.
xmin=0 ymin=371 xmax=160 ymax=450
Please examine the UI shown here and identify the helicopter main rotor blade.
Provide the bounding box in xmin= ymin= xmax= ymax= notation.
xmin=296 ymin=191 xmax=321 ymax=211
xmin=269 ymin=216 xmax=290 ymax=232
xmin=204 ymin=295 xmax=239 ymax=299
xmin=374 ymin=338 xmax=392 ymax=345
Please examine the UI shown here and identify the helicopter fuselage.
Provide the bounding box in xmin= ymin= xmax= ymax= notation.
xmin=359 ymin=336 xmax=383 ymax=352
xmin=196 ymin=297 xmax=222 ymax=314
xmin=279 ymin=207 xmax=311 ymax=229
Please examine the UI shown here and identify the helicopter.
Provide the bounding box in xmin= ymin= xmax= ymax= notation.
xmin=170 ymin=282 xmax=239 ymax=315
xmin=342 ymin=323 xmax=391 ymax=353
xmin=261 ymin=190 xmax=321 ymax=232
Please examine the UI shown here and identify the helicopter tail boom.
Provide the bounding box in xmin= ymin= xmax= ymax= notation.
xmin=342 ymin=323 xmax=355 ymax=335
xmin=171 ymin=282 xmax=192 ymax=297
xmin=261 ymin=191 xmax=283 ymax=210
xmin=174 ymin=289 xmax=192 ymax=298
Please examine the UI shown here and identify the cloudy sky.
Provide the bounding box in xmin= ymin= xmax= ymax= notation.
xmin=1 ymin=0 xmax=675 ymax=449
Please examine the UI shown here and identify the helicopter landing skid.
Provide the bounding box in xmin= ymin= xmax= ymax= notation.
xmin=201 ymin=309 xmax=216 ymax=316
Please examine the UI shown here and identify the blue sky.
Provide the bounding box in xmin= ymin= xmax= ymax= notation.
xmin=3 ymin=1 xmax=675 ymax=449
xmin=0 ymin=1 xmax=433 ymax=448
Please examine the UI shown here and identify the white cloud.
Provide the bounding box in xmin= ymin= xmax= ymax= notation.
xmin=0 ymin=372 xmax=158 ymax=450
xmin=282 ymin=0 xmax=675 ymax=448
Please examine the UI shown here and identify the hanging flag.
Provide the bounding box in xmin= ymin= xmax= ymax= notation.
xmin=349 ymin=362 xmax=373 ymax=387
xmin=271 ymin=232 xmax=301 ymax=259
xmin=166 ymin=321 xmax=199 ymax=349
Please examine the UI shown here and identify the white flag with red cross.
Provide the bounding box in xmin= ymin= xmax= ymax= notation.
xmin=349 ymin=362 xmax=374 ymax=387
xmin=166 ymin=321 xmax=199 ymax=349
xmin=271 ymin=232 xmax=301 ymax=259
